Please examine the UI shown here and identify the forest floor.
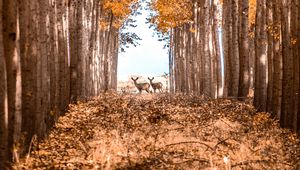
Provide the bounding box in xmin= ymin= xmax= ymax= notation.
xmin=13 ymin=93 xmax=300 ymax=170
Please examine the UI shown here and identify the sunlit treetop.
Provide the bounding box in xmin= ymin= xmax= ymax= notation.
xmin=100 ymin=0 xmax=139 ymax=29
xmin=149 ymin=0 xmax=193 ymax=33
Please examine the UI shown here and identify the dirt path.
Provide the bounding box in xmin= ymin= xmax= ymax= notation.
xmin=14 ymin=93 xmax=300 ymax=169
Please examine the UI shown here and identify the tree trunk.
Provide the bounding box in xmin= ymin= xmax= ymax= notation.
xmin=222 ymin=0 xmax=231 ymax=97
xmin=69 ymin=0 xmax=78 ymax=101
xmin=238 ymin=0 xmax=250 ymax=99
xmin=19 ymin=0 xmax=38 ymax=150
xmin=0 ymin=0 xmax=9 ymax=165
xmin=296 ymin=1 xmax=300 ymax=134
xmin=266 ymin=0 xmax=274 ymax=112
xmin=280 ymin=0 xmax=294 ymax=129
xmin=212 ymin=0 xmax=222 ymax=98
xmin=272 ymin=0 xmax=282 ymax=119
xmin=291 ymin=0 xmax=299 ymax=132
xmin=202 ymin=0 xmax=211 ymax=96
xmin=254 ymin=0 xmax=267 ymax=111
xmin=3 ymin=0 xmax=22 ymax=161
xmin=228 ymin=0 xmax=239 ymax=97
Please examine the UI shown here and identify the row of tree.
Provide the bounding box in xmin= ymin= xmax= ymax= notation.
xmin=0 ymin=0 xmax=131 ymax=166
xmin=163 ymin=0 xmax=299 ymax=133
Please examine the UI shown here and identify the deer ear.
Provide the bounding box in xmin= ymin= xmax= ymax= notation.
xmin=148 ymin=77 xmax=150 ymax=80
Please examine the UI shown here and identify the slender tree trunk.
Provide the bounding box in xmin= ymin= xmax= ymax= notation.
xmin=3 ymin=0 xmax=22 ymax=161
xmin=36 ymin=0 xmax=51 ymax=138
xmin=280 ymin=0 xmax=294 ymax=128
xmin=291 ymin=0 xmax=299 ymax=131
xmin=254 ymin=0 xmax=267 ymax=111
xmin=222 ymin=0 xmax=230 ymax=97
xmin=266 ymin=0 xmax=274 ymax=112
xmin=209 ymin=1 xmax=217 ymax=98
xmin=69 ymin=0 xmax=78 ymax=101
xmin=169 ymin=28 xmax=175 ymax=93
xmin=202 ymin=0 xmax=211 ymax=96
xmin=195 ymin=3 xmax=201 ymax=94
xmin=296 ymin=1 xmax=300 ymax=134
xmin=0 ymin=0 xmax=9 ymax=165
xmin=104 ymin=12 xmax=113 ymax=92
xmin=238 ymin=0 xmax=250 ymax=99
xmin=212 ymin=0 xmax=222 ymax=98
xmin=185 ymin=24 xmax=191 ymax=94
xmin=272 ymin=0 xmax=282 ymax=119
xmin=19 ymin=0 xmax=38 ymax=150
xmin=248 ymin=25 xmax=255 ymax=91
xmin=228 ymin=0 xmax=239 ymax=97
xmin=48 ymin=0 xmax=59 ymax=126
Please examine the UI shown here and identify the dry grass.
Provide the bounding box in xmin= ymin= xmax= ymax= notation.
xmin=13 ymin=93 xmax=300 ymax=169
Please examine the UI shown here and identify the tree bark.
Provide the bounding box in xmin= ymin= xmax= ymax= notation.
xmin=222 ymin=0 xmax=230 ymax=97
xmin=3 ymin=0 xmax=22 ymax=161
xmin=272 ymin=0 xmax=282 ymax=119
xmin=19 ymin=0 xmax=38 ymax=150
xmin=202 ymin=0 xmax=211 ymax=96
xmin=238 ymin=0 xmax=250 ymax=99
xmin=254 ymin=0 xmax=267 ymax=111
xmin=291 ymin=0 xmax=299 ymax=132
xmin=0 ymin=0 xmax=9 ymax=166
xmin=266 ymin=0 xmax=274 ymax=112
xmin=280 ymin=0 xmax=294 ymax=128
xmin=228 ymin=0 xmax=239 ymax=97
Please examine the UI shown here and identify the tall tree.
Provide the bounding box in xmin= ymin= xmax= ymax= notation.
xmin=254 ymin=0 xmax=267 ymax=111
xmin=0 ymin=0 xmax=9 ymax=166
xmin=238 ymin=0 xmax=250 ymax=99
xmin=296 ymin=1 xmax=300 ymax=134
xmin=271 ymin=0 xmax=282 ymax=119
xmin=266 ymin=0 xmax=274 ymax=112
xmin=203 ymin=0 xmax=212 ymax=97
xmin=3 ymin=0 xmax=22 ymax=161
xmin=228 ymin=0 xmax=240 ymax=97
xmin=280 ymin=0 xmax=294 ymax=128
xmin=290 ymin=0 xmax=299 ymax=131
xmin=222 ymin=0 xmax=230 ymax=97
xmin=18 ymin=0 xmax=39 ymax=149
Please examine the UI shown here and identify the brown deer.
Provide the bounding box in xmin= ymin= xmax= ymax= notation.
xmin=148 ymin=77 xmax=163 ymax=93
xmin=131 ymin=77 xmax=151 ymax=93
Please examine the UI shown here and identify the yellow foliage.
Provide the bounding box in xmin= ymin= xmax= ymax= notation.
xmin=99 ymin=20 xmax=109 ymax=31
xmin=101 ymin=0 xmax=139 ymax=29
xmin=150 ymin=0 xmax=193 ymax=32
xmin=189 ymin=27 xmax=196 ymax=33
xmin=291 ymin=37 xmax=297 ymax=45
xmin=248 ymin=0 xmax=256 ymax=27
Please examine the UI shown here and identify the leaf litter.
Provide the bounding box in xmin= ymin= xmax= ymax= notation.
xmin=13 ymin=93 xmax=300 ymax=169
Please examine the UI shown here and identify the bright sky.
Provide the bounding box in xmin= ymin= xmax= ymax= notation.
xmin=117 ymin=2 xmax=169 ymax=81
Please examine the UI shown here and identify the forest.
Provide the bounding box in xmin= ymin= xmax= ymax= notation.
xmin=0 ymin=0 xmax=299 ymax=169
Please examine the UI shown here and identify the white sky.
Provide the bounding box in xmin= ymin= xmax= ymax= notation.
xmin=117 ymin=3 xmax=169 ymax=81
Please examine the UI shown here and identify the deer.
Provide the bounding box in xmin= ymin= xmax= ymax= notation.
xmin=131 ymin=77 xmax=151 ymax=93
xmin=148 ymin=77 xmax=163 ymax=93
